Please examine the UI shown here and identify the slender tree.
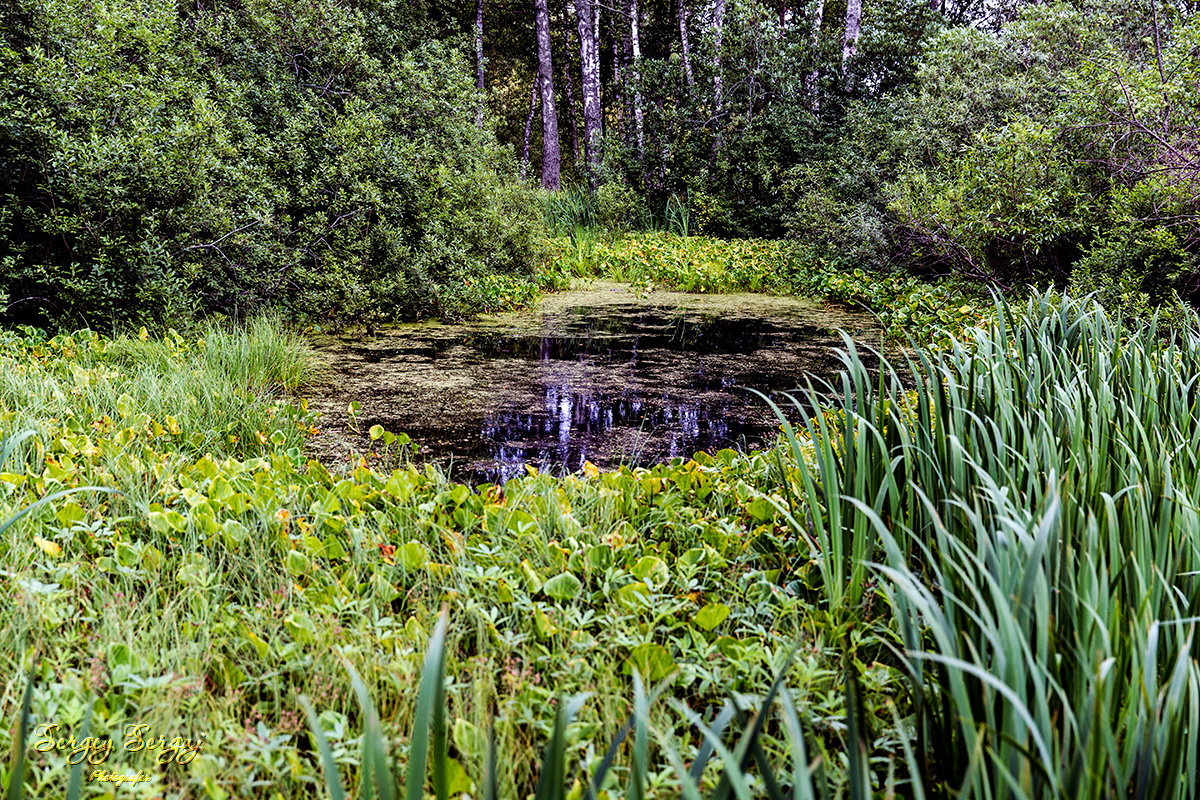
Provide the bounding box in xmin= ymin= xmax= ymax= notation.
xmin=559 ymin=0 xmax=581 ymax=162
xmin=626 ymin=0 xmax=645 ymax=158
xmin=712 ymin=0 xmax=727 ymax=112
xmin=475 ymin=0 xmax=485 ymax=128
xmin=678 ymin=0 xmax=694 ymax=89
xmin=842 ymin=0 xmax=861 ymax=64
xmin=805 ymin=0 xmax=824 ymax=111
xmin=575 ymin=0 xmax=602 ymax=179
xmin=520 ymin=81 xmax=539 ymax=181
xmin=535 ymin=0 xmax=561 ymax=189
xmin=614 ymin=18 xmax=625 ymax=132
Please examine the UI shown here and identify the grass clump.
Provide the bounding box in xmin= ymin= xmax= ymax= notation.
xmin=767 ymin=294 xmax=1200 ymax=796
xmin=0 ymin=317 xmax=313 ymax=463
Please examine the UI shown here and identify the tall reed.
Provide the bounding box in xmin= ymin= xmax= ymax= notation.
xmin=767 ymin=294 xmax=1200 ymax=796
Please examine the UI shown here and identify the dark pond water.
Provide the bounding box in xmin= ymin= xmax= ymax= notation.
xmin=308 ymin=282 xmax=879 ymax=483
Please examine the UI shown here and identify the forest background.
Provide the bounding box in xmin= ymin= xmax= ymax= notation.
xmin=2 ymin=0 xmax=1198 ymax=329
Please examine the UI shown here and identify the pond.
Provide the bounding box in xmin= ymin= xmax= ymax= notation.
xmin=307 ymin=281 xmax=880 ymax=483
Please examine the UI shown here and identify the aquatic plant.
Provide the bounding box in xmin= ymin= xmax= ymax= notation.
xmin=765 ymin=294 xmax=1200 ymax=796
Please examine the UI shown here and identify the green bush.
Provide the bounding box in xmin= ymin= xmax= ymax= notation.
xmin=1069 ymin=217 xmax=1197 ymax=326
xmin=594 ymin=183 xmax=649 ymax=233
xmin=0 ymin=0 xmax=545 ymax=329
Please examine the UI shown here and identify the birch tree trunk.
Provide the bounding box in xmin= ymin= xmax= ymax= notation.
xmin=678 ymin=0 xmax=694 ymax=89
xmin=534 ymin=0 xmax=561 ymax=189
xmin=475 ymin=0 xmax=485 ymax=128
xmin=520 ymin=81 xmax=539 ymax=181
xmin=574 ymin=0 xmax=602 ymax=178
xmin=712 ymin=0 xmax=726 ymax=112
xmin=841 ymin=0 xmax=861 ymax=65
xmin=614 ymin=23 xmax=625 ymax=135
xmin=559 ymin=0 xmax=581 ymax=162
xmin=805 ymin=0 xmax=823 ymax=109
xmin=626 ymin=0 xmax=644 ymax=158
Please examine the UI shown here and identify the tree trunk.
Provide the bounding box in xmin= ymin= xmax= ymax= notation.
xmin=806 ymin=0 xmax=823 ymax=109
xmin=619 ymin=17 xmax=628 ymax=135
xmin=560 ymin=0 xmax=581 ymax=162
xmin=712 ymin=0 xmax=726 ymax=112
xmin=574 ymin=0 xmax=602 ymax=179
xmin=841 ymin=0 xmax=861 ymax=65
xmin=678 ymin=0 xmax=694 ymax=89
xmin=535 ymin=0 xmax=561 ymax=189
xmin=520 ymin=81 xmax=539 ymax=181
xmin=475 ymin=0 xmax=485 ymax=128
xmin=627 ymin=0 xmax=645 ymax=158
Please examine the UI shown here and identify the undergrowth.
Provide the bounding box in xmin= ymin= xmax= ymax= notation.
xmin=4 ymin=296 xmax=1200 ymax=799
xmin=542 ymin=233 xmax=993 ymax=344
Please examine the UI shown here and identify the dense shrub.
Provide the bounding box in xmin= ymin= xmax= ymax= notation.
xmin=882 ymin=4 xmax=1199 ymax=301
xmin=0 ymin=0 xmax=546 ymax=329
xmin=777 ymin=2 xmax=1198 ymax=318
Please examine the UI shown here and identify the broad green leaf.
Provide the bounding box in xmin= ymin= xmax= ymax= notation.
xmin=693 ymin=603 xmax=730 ymax=631
xmin=398 ymin=542 xmax=429 ymax=572
xmin=287 ymin=549 xmax=311 ymax=575
xmin=626 ymin=643 xmax=676 ymax=682
xmin=543 ymin=572 xmax=583 ymax=601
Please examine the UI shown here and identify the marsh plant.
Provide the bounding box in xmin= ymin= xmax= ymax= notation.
xmin=300 ymin=294 xmax=1200 ymax=799
xmin=298 ymin=612 xmax=878 ymax=800
xmin=763 ymin=294 xmax=1200 ymax=796
xmin=3 ymin=296 xmax=1200 ymax=798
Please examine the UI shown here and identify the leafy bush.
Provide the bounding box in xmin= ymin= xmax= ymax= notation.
xmin=888 ymin=119 xmax=1102 ymax=286
xmin=0 ymin=0 xmax=546 ymax=329
xmin=879 ymin=4 xmax=1199 ymax=299
xmin=1070 ymin=216 xmax=1198 ymax=326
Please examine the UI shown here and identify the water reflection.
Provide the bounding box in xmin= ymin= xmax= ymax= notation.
xmin=476 ymin=384 xmax=747 ymax=480
xmin=311 ymin=289 xmax=877 ymax=484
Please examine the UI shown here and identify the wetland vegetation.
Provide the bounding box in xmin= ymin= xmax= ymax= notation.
xmin=306 ymin=281 xmax=881 ymax=482
xmin=3 ymin=0 xmax=1200 ymax=797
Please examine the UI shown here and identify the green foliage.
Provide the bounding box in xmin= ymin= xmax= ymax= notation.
xmin=557 ymin=233 xmax=801 ymax=294
xmin=545 ymin=187 xmax=599 ymax=235
xmin=0 ymin=0 xmax=546 ymax=329
xmin=880 ymin=3 xmax=1199 ymax=298
xmin=778 ymin=1 xmax=1199 ymax=317
xmin=0 ymin=317 xmax=312 ymax=461
xmin=765 ymin=294 xmax=1200 ymax=796
xmin=304 ymin=612 xmax=885 ymax=800
xmin=888 ymin=119 xmax=1101 ymax=285
xmin=1069 ymin=216 xmax=1198 ymax=325
xmin=548 ymin=233 xmax=991 ymax=343
xmin=6 ymin=293 xmax=1200 ymax=797
xmin=544 ymin=184 xmax=650 ymax=238
xmin=0 ymin=322 xmax=911 ymax=798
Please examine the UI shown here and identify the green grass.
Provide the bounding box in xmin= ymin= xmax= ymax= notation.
xmin=0 ymin=317 xmax=311 ymax=461
xmin=765 ymin=294 xmax=1200 ymax=796
xmin=3 ymin=294 xmax=1200 ymax=798
xmin=0 ymin=319 xmax=886 ymax=798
